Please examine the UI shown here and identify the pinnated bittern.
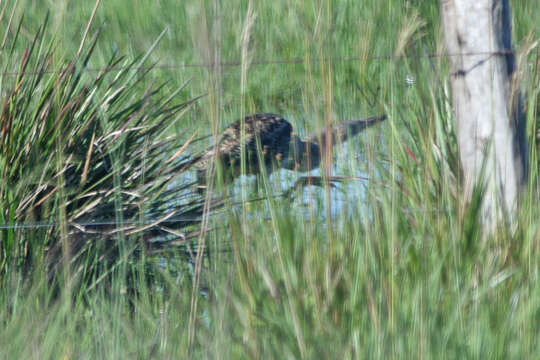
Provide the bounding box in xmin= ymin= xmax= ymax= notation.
xmin=192 ymin=113 xmax=386 ymax=187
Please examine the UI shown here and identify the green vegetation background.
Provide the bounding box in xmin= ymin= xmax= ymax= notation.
xmin=1 ymin=0 xmax=539 ymax=358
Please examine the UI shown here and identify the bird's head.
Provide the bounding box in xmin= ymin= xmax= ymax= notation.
xmin=287 ymin=134 xmax=321 ymax=172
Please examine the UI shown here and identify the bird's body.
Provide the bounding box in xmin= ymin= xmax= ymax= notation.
xmin=192 ymin=113 xmax=386 ymax=187
xmin=193 ymin=113 xmax=292 ymax=184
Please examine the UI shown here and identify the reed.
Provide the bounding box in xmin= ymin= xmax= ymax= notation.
xmin=0 ymin=1 xmax=539 ymax=358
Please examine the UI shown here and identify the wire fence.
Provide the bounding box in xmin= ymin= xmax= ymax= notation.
xmin=0 ymin=218 xmax=204 ymax=230
xmin=0 ymin=50 xmax=516 ymax=77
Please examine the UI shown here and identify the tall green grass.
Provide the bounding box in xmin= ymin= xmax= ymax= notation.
xmin=0 ymin=13 xmax=215 ymax=297
xmin=1 ymin=1 xmax=539 ymax=359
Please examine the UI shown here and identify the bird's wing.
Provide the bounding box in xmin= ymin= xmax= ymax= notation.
xmin=192 ymin=113 xmax=292 ymax=171
xmin=220 ymin=113 xmax=292 ymax=157
xmin=253 ymin=114 xmax=293 ymax=157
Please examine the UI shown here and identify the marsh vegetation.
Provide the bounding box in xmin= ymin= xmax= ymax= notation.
xmin=0 ymin=0 xmax=539 ymax=358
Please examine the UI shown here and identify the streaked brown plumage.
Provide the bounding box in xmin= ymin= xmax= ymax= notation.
xmin=193 ymin=113 xmax=292 ymax=184
xmin=193 ymin=113 xmax=386 ymax=187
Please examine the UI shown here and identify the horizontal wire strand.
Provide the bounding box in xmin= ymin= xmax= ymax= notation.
xmin=0 ymin=50 xmax=515 ymax=77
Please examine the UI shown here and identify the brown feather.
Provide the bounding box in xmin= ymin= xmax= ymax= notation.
xmin=194 ymin=113 xmax=292 ymax=183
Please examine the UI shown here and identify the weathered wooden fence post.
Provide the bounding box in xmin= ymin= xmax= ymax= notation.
xmin=441 ymin=0 xmax=528 ymax=231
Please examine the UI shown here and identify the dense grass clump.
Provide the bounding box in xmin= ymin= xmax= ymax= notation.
xmin=0 ymin=16 xmax=214 ymax=297
xmin=0 ymin=1 xmax=539 ymax=359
